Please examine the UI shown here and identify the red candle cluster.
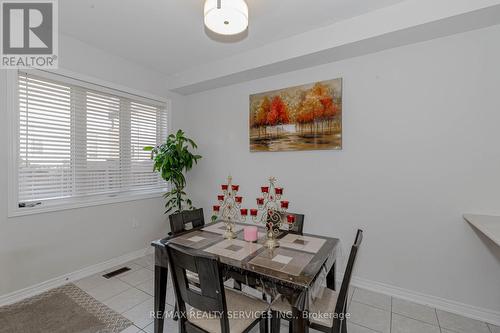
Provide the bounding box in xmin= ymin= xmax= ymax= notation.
xmin=280 ymin=201 xmax=289 ymax=209
xmin=215 ymin=179 xmax=246 ymax=218
xmin=250 ymin=209 xmax=258 ymax=216
xmin=261 ymin=186 xmax=269 ymax=193
xmin=256 ymin=198 xmax=264 ymax=206
xmin=287 ymin=214 xmax=295 ymax=224
xmin=275 ymin=187 xmax=283 ymax=195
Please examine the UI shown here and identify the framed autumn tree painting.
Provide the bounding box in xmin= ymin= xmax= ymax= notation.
xmin=249 ymin=78 xmax=342 ymax=152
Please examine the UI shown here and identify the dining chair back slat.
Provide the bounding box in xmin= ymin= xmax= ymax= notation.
xmin=166 ymin=243 xmax=230 ymax=333
xmin=169 ymin=208 xmax=205 ymax=235
xmin=331 ymin=229 xmax=363 ymax=332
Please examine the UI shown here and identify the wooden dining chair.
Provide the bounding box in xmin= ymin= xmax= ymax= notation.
xmin=270 ymin=229 xmax=363 ymax=333
xmin=169 ymin=208 xmax=205 ymax=236
xmin=286 ymin=213 xmax=305 ymax=234
xmin=166 ymin=243 xmax=269 ymax=333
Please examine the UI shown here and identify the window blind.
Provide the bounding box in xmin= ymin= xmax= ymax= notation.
xmin=17 ymin=71 xmax=167 ymax=207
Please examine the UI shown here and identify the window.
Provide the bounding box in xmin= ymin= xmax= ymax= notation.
xmin=15 ymin=71 xmax=168 ymax=213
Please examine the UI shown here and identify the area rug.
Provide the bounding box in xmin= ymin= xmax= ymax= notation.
xmin=0 ymin=283 xmax=133 ymax=333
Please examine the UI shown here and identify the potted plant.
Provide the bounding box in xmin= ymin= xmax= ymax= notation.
xmin=144 ymin=130 xmax=202 ymax=214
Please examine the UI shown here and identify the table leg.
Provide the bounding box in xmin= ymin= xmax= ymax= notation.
xmin=291 ymin=306 xmax=309 ymax=333
xmin=154 ymin=246 xmax=169 ymax=333
xmin=327 ymin=261 xmax=336 ymax=291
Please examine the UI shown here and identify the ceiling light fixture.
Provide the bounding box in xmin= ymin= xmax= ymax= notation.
xmin=204 ymin=0 xmax=249 ymax=35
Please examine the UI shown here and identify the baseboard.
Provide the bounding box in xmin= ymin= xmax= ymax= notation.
xmin=0 ymin=247 xmax=153 ymax=307
xmin=350 ymin=276 xmax=500 ymax=326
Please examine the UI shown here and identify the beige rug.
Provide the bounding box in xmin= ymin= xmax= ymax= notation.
xmin=0 ymin=284 xmax=133 ymax=333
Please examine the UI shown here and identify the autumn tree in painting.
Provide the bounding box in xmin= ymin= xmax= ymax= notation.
xmin=267 ymin=96 xmax=290 ymax=133
xmin=296 ymin=82 xmax=339 ymax=134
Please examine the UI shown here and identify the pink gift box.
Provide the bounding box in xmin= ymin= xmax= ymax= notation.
xmin=244 ymin=226 xmax=258 ymax=242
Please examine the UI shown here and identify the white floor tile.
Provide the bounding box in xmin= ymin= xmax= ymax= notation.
xmin=392 ymin=298 xmax=438 ymax=326
xmin=74 ymin=273 xmax=109 ymax=292
xmin=119 ymin=325 xmax=142 ymax=333
xmin=134 ymin=255 xmax=154 ymax=269
xmin=352 ymin=288 xmax=392 ymax=311
xmin=119 ymin=268 xmax=154 ymax=286
xmin=136 ymin=278 xmax=154 ymax=296
xmin=348 ymin=301 xmax=391 ymax=333
xmin=392 ymin=313 xmax=440 ymax=333
xmin=348 ymin=322 xmax=380 ymax=333
xmin=436 ymin=309 xmax=490 ymax=333
xmin=143 ymin=316 xmax=178 ymax=333
xmin=122 ymin=298 xmax=155 ymax=329
xmin=85 ymin=278 xmax=131 ymax=302
xmin=106 ymin=262 xmax=143 ymax=274
xmin=104 ymin=288 xmax=151 ymax=314
xmin=489 ymin=324 xmax=500 ymax=333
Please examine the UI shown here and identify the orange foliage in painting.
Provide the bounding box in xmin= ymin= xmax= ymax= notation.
xmin=296 ymin=83 xmax=337 ymax=124
xmin=255 ymin=96 xmax=270 ymax=127
xmin=267 ymin=96 xmax=289 ymax=126
xmin=251 ymin=81 xmax=340 ymax=129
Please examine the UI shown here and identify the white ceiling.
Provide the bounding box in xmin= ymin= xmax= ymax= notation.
xmin=59 ymin=0 xmax=406 ymax=75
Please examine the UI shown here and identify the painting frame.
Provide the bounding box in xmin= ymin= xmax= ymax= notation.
xmin=249 ymin=78 xmax=343 ymax=152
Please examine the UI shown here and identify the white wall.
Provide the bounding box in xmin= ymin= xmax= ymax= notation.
xmin=0 ymin=34 xmax=185 ymax=296
xmin=178 ymin=25 xmax=500 ymax=313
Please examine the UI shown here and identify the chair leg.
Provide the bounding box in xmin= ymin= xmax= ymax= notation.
xmin=260 ymin=315 xmax=269 ymax=333
xmin=173 ymin=302 xmax=179 ymax=321
xmin=270 ymin=310 xmax=281 ymax=333
xmin=288 ymin=322 xmax=293 ymax=333
xmin=341 ymin=318 xmax=347 ymax=333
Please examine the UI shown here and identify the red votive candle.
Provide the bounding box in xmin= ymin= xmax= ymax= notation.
xmin=261 ymin=186 xmax=269 ymax=193
xmin=275 ymin=187 xmax=283 ymax=195
xmin=221 ymin=184 xmax=228 ymax=191
xmin=256 ymin=198 xmax=264 ymax=205
xmin=281 ymin=201 xmax=289 ymax=209
xmin=240 ymin=208 xmax=248 ymax=216
xmin=213 ymin=205 xmax=220 ymax=212
xmin=250 ymin=209 xmax=258 ymax=216
xmin=287 ymin=214 xmax=295 ymax=223
xmin=232 ymin=185 xmax=239 ymax=191
xmin=218 ymin=195 xmax=224 ymax=201
xmin=235 ymin=196 xmax=243 ymax=203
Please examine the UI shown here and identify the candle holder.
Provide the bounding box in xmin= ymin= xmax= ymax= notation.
xmin=244 ymin=177 xmax=295 ymax=249
xmin=212 ymin=176 xmax=246 ymax=239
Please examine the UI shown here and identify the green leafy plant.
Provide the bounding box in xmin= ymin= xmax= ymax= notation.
xmin=144 ymin=130 xmax=202 ymax=214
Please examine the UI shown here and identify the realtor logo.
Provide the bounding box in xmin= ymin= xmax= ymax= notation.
xmin=1 ymin=0 xmax=58 ymax=68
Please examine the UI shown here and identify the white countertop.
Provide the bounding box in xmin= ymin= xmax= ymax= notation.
xmin=463 ymin=214 xmax=500 ymax=246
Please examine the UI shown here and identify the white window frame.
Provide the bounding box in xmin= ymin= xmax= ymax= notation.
xmin=6 ymin=69 xmax=171 ymax=217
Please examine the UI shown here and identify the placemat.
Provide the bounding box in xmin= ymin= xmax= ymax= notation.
xmin=279 ymin=234 xmax=326 ymax=253
xmin=204 ymin=239 xmax=263 ymax=261
xmin=202 ymin=222 xmax=245 ymax=235
xmin=248 ymin=247 xmax=315 ymax=276
xmin=168 ymin=230 xmax=222 ymax=249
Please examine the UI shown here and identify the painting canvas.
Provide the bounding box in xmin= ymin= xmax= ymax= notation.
xmin=249 ymin=78 xmax=342 ymax=152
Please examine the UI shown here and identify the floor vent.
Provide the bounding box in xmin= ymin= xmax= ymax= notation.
xmin=102 ymin=267 xmax=131 ymax=279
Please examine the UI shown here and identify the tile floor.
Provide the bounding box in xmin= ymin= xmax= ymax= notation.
xmin=73 ymin=254 xmax=499 ymax=333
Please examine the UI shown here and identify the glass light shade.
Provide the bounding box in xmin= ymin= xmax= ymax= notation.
xmin=204 ymin=0 xmax=248 ymax=35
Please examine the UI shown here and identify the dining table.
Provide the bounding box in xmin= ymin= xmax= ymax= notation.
xmin=151 ymin=221 xmax=340 ymax=333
